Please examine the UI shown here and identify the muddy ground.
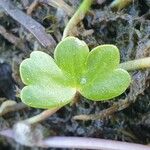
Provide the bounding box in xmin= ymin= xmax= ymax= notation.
xmin=0 ymin=0 xmax=150 ymax=149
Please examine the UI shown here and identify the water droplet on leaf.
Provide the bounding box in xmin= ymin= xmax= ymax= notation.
xmin=80 ymin=78 xmax=87 ymax=84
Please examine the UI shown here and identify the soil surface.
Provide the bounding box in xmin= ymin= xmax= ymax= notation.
xmin=0 ymin=0 xmax=150 ymax=149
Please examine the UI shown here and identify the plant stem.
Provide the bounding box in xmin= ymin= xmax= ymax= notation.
xmin=119 ymin=57 xmax=150 ymax=71
xmin=70 ymin=91 xmax=81 ymax=105
xmin=1 ymin=130 xmax=150 ymax=150
xmin=40 ymin=0 xmax=73 ymax=16
xmin=110 ymin=0 xmax=132 ymax=10
xmin=24 ymin=108 xmax=60 ymax=124
xmin=40 ymin=136 xmax=150 ymax=150
xmin=0 ymin=102 xmax=27 ymax=117
xmin=62 ymin=0 xmax=93 ymax=39
xmin=73 ymin=98 xmax=129 ymax=121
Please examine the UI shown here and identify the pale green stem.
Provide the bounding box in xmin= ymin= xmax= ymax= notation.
xmin=24 ymin=108 xmax=60 ymax=124
xmin=62 ymin=0 xmax=93 ymax=39
xmin=41 ymin=0 xmax=74 ymax=16
xmin=119 ymin=57 xmax=150 ymax=71
xmin=110 ymin=0 xmax=132 ymax=10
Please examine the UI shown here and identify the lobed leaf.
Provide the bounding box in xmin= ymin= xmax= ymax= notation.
xmin=79 ymin=45 xmax=131 ymax=100
xmin=20 ymin=51 xmax=76 ymax=109
xmin=20 ymin=37 xmax=131 ymax=109
xmin=80 ymin=68 xmax=131 ymax=100
xmin=81 ymin=45 xmax=120 ymax=83
xmin=54 ymin=36 xmax=89 ymax=87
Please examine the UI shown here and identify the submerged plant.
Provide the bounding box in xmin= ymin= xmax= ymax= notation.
xmin=20 ymin=37 xmax=131 ymax=109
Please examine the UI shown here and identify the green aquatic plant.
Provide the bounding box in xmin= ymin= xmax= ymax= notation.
xmin=20 ymin=37 xmax=131 ymax=109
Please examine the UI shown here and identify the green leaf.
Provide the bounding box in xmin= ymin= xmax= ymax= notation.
xmin=54 ymin=36 xmax=89 ymax=87
xmin=20 ymin=51 xmax=76 ymax=109
xmin=21 ymin=84 xmax=76 ymax=109
xmin=83 ymin=45 xmax=120 ymax=80
xmin=80 ymin=68 xmax=130 ymax=100
xmin=20 ymin=37 xmax=131 ymax=109
xmin=79 ymin=45 xmax=131 ymax=100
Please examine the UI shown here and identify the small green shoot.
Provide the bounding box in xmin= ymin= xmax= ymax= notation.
xmin=110 ymin=0 xmax=132 ymax=11
xmin=20 ymin=37 xmax=131 ymax=109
